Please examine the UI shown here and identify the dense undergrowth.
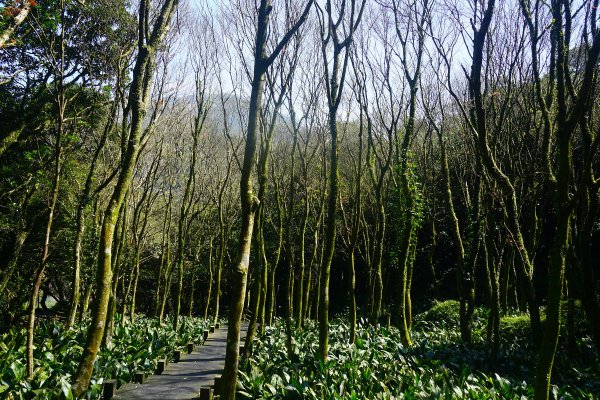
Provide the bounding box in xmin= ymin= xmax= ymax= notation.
xmin=2 ymin=302 xmax=597 ymax=399
xmin=0 ymin=316 xmax=210 ymax=399
xmin=239 ymin=301 xmax=599 ymax=399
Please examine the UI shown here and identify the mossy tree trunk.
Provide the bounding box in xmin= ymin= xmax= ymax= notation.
xmin=103 ymin=200 xmax=127 ymax=346
xmin=391 ymin=0 xmax=429 ymax=347
xmin=72 ymin=0 xmax=179 ymax=393
xmin=220 ymin=2 xmax=313 ymax=398
xmin=534 ymin=2 xmax=600 ymax=398
xmin=468 ymin=0 xmax=543 ymax=347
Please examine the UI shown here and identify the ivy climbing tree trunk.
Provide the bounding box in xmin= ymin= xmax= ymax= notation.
xmin=391 ymin=0 xmax=430 ymax=347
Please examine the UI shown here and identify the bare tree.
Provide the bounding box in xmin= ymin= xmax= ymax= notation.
xmin=315 ymin=0 xmax=365 ymax=361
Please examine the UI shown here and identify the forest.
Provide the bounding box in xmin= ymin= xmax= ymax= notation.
xmin=0 ymin=0 xmax=599 ymax=399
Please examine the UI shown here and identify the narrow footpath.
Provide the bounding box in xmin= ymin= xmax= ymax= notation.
xmin=111 ymin=323 xmax=248 ymax=400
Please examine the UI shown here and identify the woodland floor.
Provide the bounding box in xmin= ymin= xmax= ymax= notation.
xmin=238 ymin=301 xmax=599 ymax=399
xmin=1 ymin=302 xmax=598 ymax=399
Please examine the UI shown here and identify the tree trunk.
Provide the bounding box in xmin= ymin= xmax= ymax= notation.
xmin=220 ymin=1 xmax=313 ymax=395
xmin=103 ymin=201 xmax=127 ymax=346
xmin=67 ymin=205 xmax=85 ymax=329
xmin=72 ymin=0 xmax=179 ymax=392
xmin=204 ymin=236 xmax=214 ymax=320
xmin=26 ymin=27 xmax=65 ymax=375
xmin=436 ymin=127 xmax=471 ymax=342
xmin=154 ymin=191 xmax=172 ymax=317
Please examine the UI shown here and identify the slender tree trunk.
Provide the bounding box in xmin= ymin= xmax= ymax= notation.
xmin=159 ymin=241 xmax=174 ymax=324
xmin=266 ymin=180 xmax=283 ymax=326
xmin=371 ymin=197 xmax=385 ymax=324
xmin=246 ymin=86 xmax=287 ymax=349
xmin=347 ymin=113 xmax=363 ymax=343
xmin=67 ymin=205 xmax=85 ymax=329
xmin=27 ymin=147 xmax=61 ymax=380
xmin=436 ymin=127 xmax=471 ymax=342
xmin=295 ymin=191 xmax=309 ymax=327
xmin=26 ymin=24 xmax=65 ymax=375
xmin=204 ymin=236 xmax=214 ymax=320
xmin=284 ymin=129 xmax=298 ymax=354
xmin=174 ymin=124 xmax=200 ymax=330
xmin=129 ymin=249 xmax=141 ymax=321
xmin=212 ymin=223 xmax=226 ymax=324
xmin=154 ymin=192 xmax=172 ymax=317
xmin=221 ymin=1 xmax=313 ymax=395
xmin=212 ymin=160 xmax=232 ymax=325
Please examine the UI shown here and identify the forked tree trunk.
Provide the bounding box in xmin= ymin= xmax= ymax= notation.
xmin=220 ymin=1 xmax=313 ymax=397
xmin=317 ymin=0 xmax=364 ymax=362
xmin=469 ymin=0 xmax=542 ymax=347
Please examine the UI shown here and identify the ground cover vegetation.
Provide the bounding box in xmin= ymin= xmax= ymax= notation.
xmin=1 ymin=0 xmax=599 ymax=399
xmin=1 ymin=316 xmax=211 ymax=399
xmin=239 ymin=303 xmax=599 ymax=399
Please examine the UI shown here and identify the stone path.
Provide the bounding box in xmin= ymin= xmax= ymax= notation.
xmin=111 ymin=323 xmax=247 ymax=400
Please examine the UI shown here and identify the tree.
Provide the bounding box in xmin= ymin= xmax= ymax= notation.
xmin=391 ymin=0 xmax=430 ymax=346
xmin=315 ymin=0 xmax=365 ymax=361
xmin=0 ymin=0 xmax=34 ymax=48
xmin=533 ymin=1 xmax=600 ymax=398
xmin=220 ymin=1 xmax=313 ymax=398
xmin=72 ymin=0 xmax=180 ymax=393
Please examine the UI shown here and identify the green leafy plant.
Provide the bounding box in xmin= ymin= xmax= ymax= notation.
xmin=239 ymin=304 xmax=599 ymax=399
xmin=0 ymin=316 xmax=211 ymax=399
